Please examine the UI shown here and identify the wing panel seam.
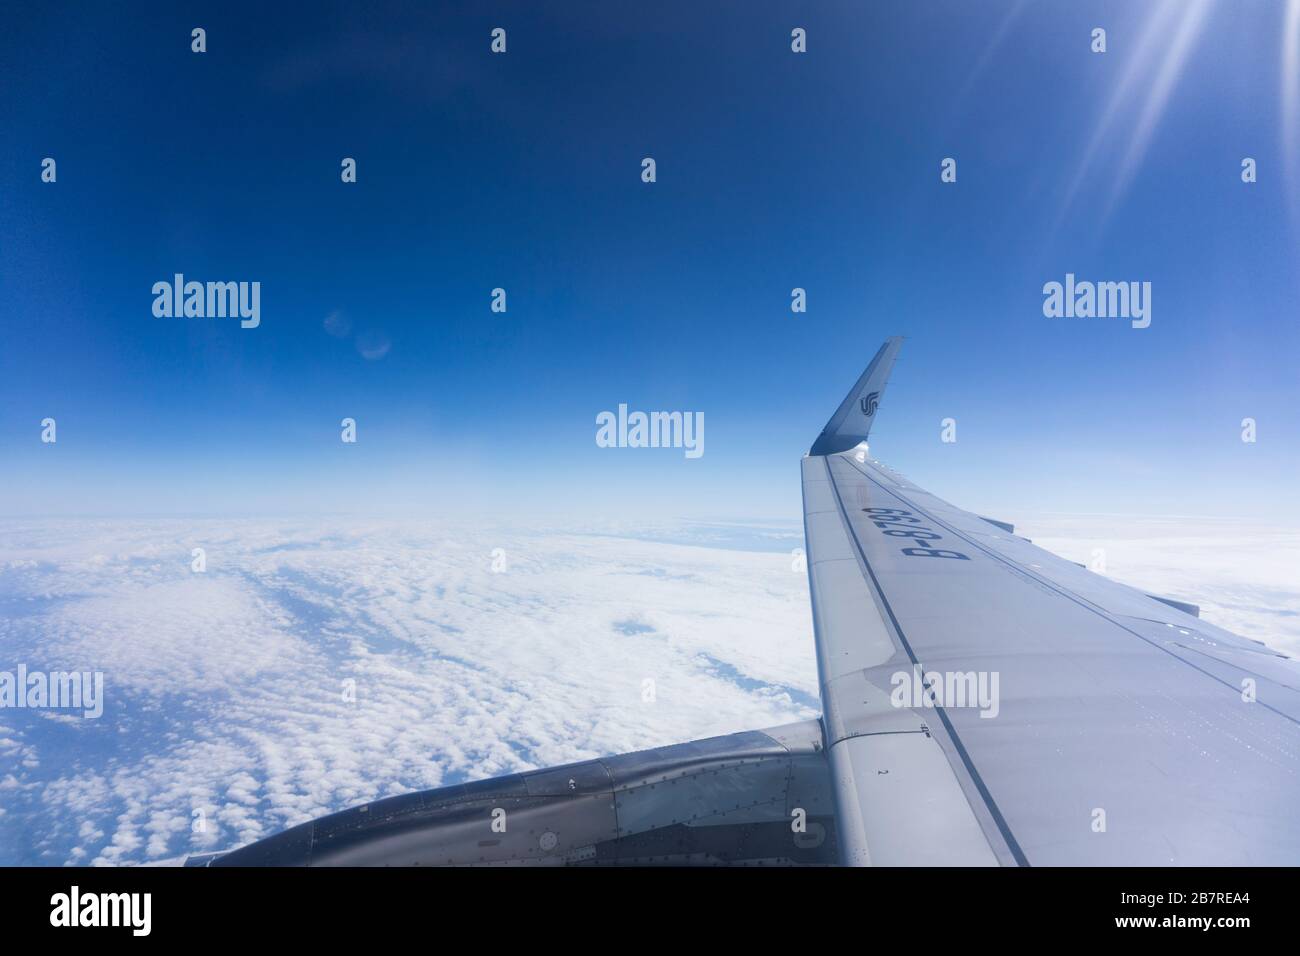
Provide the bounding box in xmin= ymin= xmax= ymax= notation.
xmin=824 ymin=460 xmax=1030 ymax=867
xmin=842 ymin=456 xmax=1300 ymax=729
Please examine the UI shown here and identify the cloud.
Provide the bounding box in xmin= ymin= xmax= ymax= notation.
xmin=3 ymin=514 xmax=1294 ymax=866
xmin=0 ymin=518 xmax=816 ymax=865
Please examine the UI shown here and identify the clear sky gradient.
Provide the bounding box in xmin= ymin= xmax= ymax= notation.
xmin=2 ymin=1 xmax=1297 ymax=521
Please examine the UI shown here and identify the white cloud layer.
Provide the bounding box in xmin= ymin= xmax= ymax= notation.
xmin=0 ymin=514 xmax=1293 ymax=866
xmin=0 ymin=518 xmax=815 ymax=865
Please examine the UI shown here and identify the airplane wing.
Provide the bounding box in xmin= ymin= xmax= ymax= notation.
xmin=803 ymin=337 xmax=1300 ymax=865
xmin=190 ymin=337 xmax=1300 ymax=867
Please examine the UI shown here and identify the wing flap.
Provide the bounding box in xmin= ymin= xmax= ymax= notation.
xmin=830 ymin=732 xmax=1000 ymax=866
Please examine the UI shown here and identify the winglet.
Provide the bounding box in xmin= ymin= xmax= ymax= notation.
xmin=809 ymin=336 xmax=903 ymax=457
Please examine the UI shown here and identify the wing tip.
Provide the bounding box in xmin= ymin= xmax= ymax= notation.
xmin=808 ymin=336 xmax=905 ymax=457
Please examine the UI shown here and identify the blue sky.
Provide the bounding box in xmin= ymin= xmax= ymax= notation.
xmin=2 ymin=1 xmax=1297 ymax=521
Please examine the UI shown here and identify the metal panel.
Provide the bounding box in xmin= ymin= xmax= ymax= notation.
xmin=194 ymin=721 xmax=837 ymax=867
xmin=802 ymin=442 xmax=1300 ymax=865
xmin=830 ymin=733 xmax=998 ymax=867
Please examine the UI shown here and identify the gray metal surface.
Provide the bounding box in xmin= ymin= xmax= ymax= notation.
xmin=801 ymin=340 xmax=1300 ymax=866
xmin=189 ymin=719 xmax=836 ymax=866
